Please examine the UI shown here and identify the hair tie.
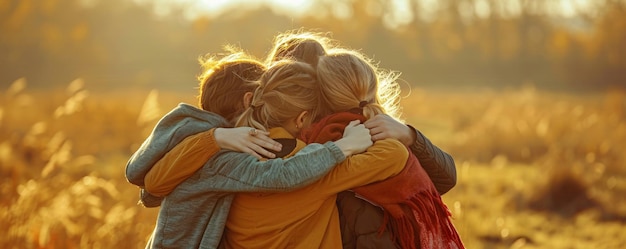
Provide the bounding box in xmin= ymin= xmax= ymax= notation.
xmin=359 ymin=101 xmax=368 ymax=108
xmin=251 ymin=102 xmax=264 ymax=109
xmin=250 ymin=87 xmax=265 ymax=110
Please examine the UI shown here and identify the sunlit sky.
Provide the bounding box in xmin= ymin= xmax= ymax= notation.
xmin=130 ymin=0 xmax=596 ymax=28
xmin=132 ymin=0 xmax=314 ymax=19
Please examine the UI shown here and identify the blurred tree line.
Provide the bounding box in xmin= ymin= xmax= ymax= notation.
xmin=0 ymin=0 xmax=624 ymax=91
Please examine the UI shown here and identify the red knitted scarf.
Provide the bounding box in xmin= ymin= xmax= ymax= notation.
xmin=300 ymin=111 xmax=465 ymax=249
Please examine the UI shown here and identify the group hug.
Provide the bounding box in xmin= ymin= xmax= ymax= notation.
xmin=125 ymin=30 xmax=464 ymax=249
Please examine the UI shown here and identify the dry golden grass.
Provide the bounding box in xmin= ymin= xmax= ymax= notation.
xmin=1 ymin=79 xmax=624 ymax=248
xmin=401 ymin=86 xmax=626 ymax=249
xmin=0 ymin=78 xmax=190 ymax=249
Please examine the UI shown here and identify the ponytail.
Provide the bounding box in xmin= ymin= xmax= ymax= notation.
xmin=316 ymin=50 xmax=401 ymax=120
xmin=235 ymin=60 xmax=320 ymax=130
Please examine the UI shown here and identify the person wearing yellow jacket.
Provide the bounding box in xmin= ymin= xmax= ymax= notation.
xmin=228 ymin=59 xmax=408 ymax=248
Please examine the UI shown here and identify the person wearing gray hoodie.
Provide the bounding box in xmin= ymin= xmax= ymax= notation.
xmin=126 ymin=103 xmax=372 ymax=248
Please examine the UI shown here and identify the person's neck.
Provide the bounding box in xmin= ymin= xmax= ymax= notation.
xmin=278 ymin=123 xmax=300 ymax=138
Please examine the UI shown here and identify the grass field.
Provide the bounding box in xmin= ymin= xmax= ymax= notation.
xmin=1 ymin=79 xmax=625 ymax=248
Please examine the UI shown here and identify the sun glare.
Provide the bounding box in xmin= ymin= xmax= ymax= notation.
xmin=133 ymin=0 xmax=596 ymax=23
xmin=135 ymin=0 xmax=313 ymax=20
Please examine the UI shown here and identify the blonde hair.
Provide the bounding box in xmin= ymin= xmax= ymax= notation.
xmin=265 ymin=30 xmax=337 ymax=67
xmin=197 ymin=51 xmax=266 ymax=123
xmin=235 ymin=60 xmax=320 ymax=131
xmin=316 ymin=49 xmax=402 ymax=120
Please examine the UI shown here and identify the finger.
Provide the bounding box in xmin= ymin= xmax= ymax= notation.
xmin=364 ymin=118 xmax=384 ymax=129
xmin=268 ymin=141 xmax=282 ymax=151
xmin=371 ymin=132 xmax=388 ymax=141
xmin=371 ymin=133 xmax=379 ymax=141
xmin=262 ymin=151 xmax=277 ymax=159
xmin=254 ymin=139 xmax=282 ymax=152
xmin=253 ymin=133 xmax=280 ymax=146
xmin=242 ymin=148 xmax=264 ymax=160
xmin=262 ymin=141 xmax=282 ymax=152
xmin=365 ymin=114 xmax=385 ymax=122
xmin=249 ymin=143 xmax=276 ymax=159
xmin=252 ymin=135 xmax=282 ymax=151
xmin=368 ymin=126 xmax=384 ymax=136
xmin=255 ymin=129 xmax=271 ymax=136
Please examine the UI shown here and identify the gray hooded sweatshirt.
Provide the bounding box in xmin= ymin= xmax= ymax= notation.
xmin=125 ymin=103 xmax=345 ymax=249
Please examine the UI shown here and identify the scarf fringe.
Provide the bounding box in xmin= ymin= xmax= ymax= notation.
xmin=378 ymin=191 xmax=465 ymax=249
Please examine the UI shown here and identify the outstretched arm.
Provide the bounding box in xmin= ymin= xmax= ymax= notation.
xmin=126 ymin=103 xmax=282 ymax=206
xmin=146 ymin=120 xmax=372 ymax=196
xmin=144 ymin=127 xmax=281 ymax=196
xmin=364 ymin=114 xmax=457 ymax=194
xmin=195 ymin=142 xmax=346 ymax=192
xmin=125 ymin=103 xmax=229 ymax=187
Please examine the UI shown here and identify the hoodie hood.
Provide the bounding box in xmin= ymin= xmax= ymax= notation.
xmin=125 ymin=103 xmax=228 ymax=187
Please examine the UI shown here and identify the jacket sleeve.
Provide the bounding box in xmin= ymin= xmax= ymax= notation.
xmin=313 ymin=138 xmax=409 ymax=196
xmin=181 ymin=142 xmax=347 ymax=193
xmin=124 ymin=103 xmax=228 ymax=208
xmin=144 ymin=129 xmax=219 ymax=197
xmin=408 ymin=125 xmax=457 ymax=194
xmin=125 ymin=104 xmax=228 ymax=187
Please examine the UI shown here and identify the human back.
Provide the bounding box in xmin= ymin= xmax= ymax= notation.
xmin=315 ymin=50 xmax=465 ymax=249
xmin=223 ymin=56 xmax=409 ymax=248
